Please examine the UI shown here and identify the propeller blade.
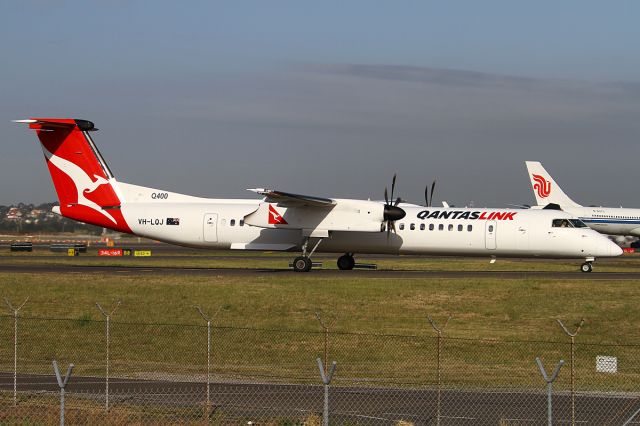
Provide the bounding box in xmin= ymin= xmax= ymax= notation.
xmin=384 ymin=187 xmax=389 ymax=205
xmin=424 ymin=185 xmax=429 ymax=207
xmin=394 ymin=197 xmax=401 ymax=207
xmin=429 ymin=180 xmax=436 ymax=207
xmin=390 ymin=174 xmax=397 ymax=205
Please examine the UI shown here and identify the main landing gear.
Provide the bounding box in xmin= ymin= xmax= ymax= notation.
xmin=292 ymin=249 xmax=360 ymax=272
xmin=292 ymin=256 xmax=313 ymax=273
xmin=292 ymin=237 xmax=323 ymax=272
xmin=337 ymin=253 xmax=355 ymax=270
xmin=581 ymin=257 xmax=594 ymax=273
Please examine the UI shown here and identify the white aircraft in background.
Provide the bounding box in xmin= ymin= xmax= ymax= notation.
xmin=14 ymin=118 xmax=621 ymax=273
xmin=526 ymin=161 xmax=640 ymax=238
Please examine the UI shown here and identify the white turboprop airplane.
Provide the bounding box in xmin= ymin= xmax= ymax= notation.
xmin=526 ymin=161 xmax=640 ymax=238
xmin=14 ymin=118 xmax=621 ymax=273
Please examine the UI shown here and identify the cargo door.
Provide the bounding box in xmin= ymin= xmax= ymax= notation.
xmin=485 ymin=221 xmax=497 ymax=250
xmin=203 ymin=213 xmax=218 ymax=242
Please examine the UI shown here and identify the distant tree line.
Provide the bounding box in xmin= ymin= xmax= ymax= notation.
xmin=0 ymin=203 xmax=103 ymax=235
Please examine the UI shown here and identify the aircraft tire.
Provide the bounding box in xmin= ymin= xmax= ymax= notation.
xmin=293 ymin=256 xmax=312 ymax=272
xmin=337 ymin=254 xmax=355 ymax=270
xmin=580 ymin=262 xmax=593 ymax=273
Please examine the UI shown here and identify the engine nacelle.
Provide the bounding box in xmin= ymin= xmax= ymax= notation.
xmin=244 ymin=199 xmax=386 ymax=233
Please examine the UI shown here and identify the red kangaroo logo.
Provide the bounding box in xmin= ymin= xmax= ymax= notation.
xmin=268 ymin=205 xmax=288 ymax=225
xmin=532 ymin=174 xmax=552 ymax=198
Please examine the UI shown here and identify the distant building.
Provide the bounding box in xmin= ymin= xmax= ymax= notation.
xmin=6 ymin=207 xmax=22 ymax=220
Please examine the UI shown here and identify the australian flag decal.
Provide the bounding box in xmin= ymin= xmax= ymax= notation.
xmin=166 ymin=218 xmax=180 ymax=225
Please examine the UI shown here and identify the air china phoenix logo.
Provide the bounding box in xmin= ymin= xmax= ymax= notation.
xmin=43 ymin=147 xmax=117 ymax=224
xmin=268 ymin=205 xmax=288 ymax=225
xmin=532 ymin=174 xmax=552 ymax=198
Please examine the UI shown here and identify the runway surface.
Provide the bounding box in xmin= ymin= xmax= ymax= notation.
xmin=1 ymin=262 xmax=639 ymax=279
xmin=0 ymin=372 xmax=637 ymax=424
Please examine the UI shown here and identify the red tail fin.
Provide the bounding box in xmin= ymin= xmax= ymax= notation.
xmin=18 ymin=118 xmax=131 ymax=233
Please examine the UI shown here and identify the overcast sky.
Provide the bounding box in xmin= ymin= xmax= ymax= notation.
xmin=1 ymin=1 xmax=639 ymax=207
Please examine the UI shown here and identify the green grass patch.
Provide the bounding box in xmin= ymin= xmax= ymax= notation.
xmin=1 ymin=257 xmax=640 ymax=391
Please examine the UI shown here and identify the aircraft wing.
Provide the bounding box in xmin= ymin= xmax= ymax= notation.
xmin=247 ymin=188 xmax=336 ymax=207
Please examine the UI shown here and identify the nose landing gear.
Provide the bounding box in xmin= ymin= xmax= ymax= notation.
xmin=580 ymin=262 xmax=593 ymax=273
xmin=580 ymin=257 xmax=594 ymax=273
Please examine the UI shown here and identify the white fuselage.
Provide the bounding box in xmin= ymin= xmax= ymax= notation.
xmin=525 ymin=161 xmax=640 ymax=237
xmin=559 ymin=206 xmax=640 ymax=237
xmin=118 ymin=184 xmax=620 ymax=259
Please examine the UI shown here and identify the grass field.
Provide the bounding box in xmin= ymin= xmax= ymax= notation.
xmin=1 ymin=250 xmax=640 ymax=391
xmin=1 ymin=250 xmax=640 ymax=339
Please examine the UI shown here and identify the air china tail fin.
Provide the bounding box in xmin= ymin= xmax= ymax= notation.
xmin=14 ymin=118 xmax=132 ymax=233
xmin=525 ymin=161 xmax=581 ymax=208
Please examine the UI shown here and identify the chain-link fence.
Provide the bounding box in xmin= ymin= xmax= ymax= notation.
xmin=0 ymin=311 xmax=639 ymax=425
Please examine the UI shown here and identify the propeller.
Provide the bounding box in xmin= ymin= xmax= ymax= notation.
xmin=424 ymin=179 xmax=436 ymax=207
xmin=383 ymin=173 xmax=406 ymax=238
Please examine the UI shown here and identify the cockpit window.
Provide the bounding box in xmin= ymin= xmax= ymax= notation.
xmin=552 ymin=219 xmax=572 ymax=228
xmin=569 ymin=219 xmax=588 ymax=228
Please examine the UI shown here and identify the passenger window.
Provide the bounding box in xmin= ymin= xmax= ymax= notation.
xmin=458 ymin=224 xmax=463 ymax=231
xmin=429 ymin=224 xmax=434 ymax=231
xmin=488 ymin=225 xmax=494 ymax=232
xmin=448 ymin=224 xmax=454 ymax=231
xmin=230 ymin=219 xmax=236 ymax=226
xmin=467 ymin=225 xmax=473 ymax=232
xmin=239 ymin=220 xmax=244 ymax=226
xmin=420 ymin=223 xmax=425 ymax=230
xmin=399 ymin=223 xmax=405 ymax=230
xmin=410 ymin=223 xmax=415 ymax=230
xmin=438 ymin=224 xmax=444 ymax=231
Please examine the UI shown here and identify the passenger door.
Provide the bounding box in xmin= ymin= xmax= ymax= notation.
xmin=203 ymin=213 xmax=218 ymax=242
xmin=485 ymin=221 xmax=497 ymax=250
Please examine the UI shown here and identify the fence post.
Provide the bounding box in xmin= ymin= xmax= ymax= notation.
xmin=315 ymin=311 xmax=335 ymax=374
xmin=195 ymin=306 xmax=220 ymax=417
xmin=52 ymin=360 xmax=74 ymax=426
xmin=96 ymin=301 xmax=121 ymax=413
xmin=4 ymin=297 xmax=28 ymax=406
xmin=622 ymin=407 xmax=640 ymax=426
xmin=536 ymin=357 xmax=564 ymax=426
xmin=317 ymin=358 xmax=337 ymax=426
xmin=557 ymin=318 xmax=584 ymax=426
xmin=427 ymin=314 xmax=451 ymax=426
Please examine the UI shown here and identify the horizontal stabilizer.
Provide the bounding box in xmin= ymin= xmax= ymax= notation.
xmin=13 ymin=118 xmax=98 ymax=131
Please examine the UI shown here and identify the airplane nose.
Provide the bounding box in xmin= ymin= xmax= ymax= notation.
xmin=597 ymin=237 xmax=623 ymax=257
xmin=589 ymin=234 xmax=623 ymax=257
xmin=610 ymin=242 xmax=623 ymax=257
